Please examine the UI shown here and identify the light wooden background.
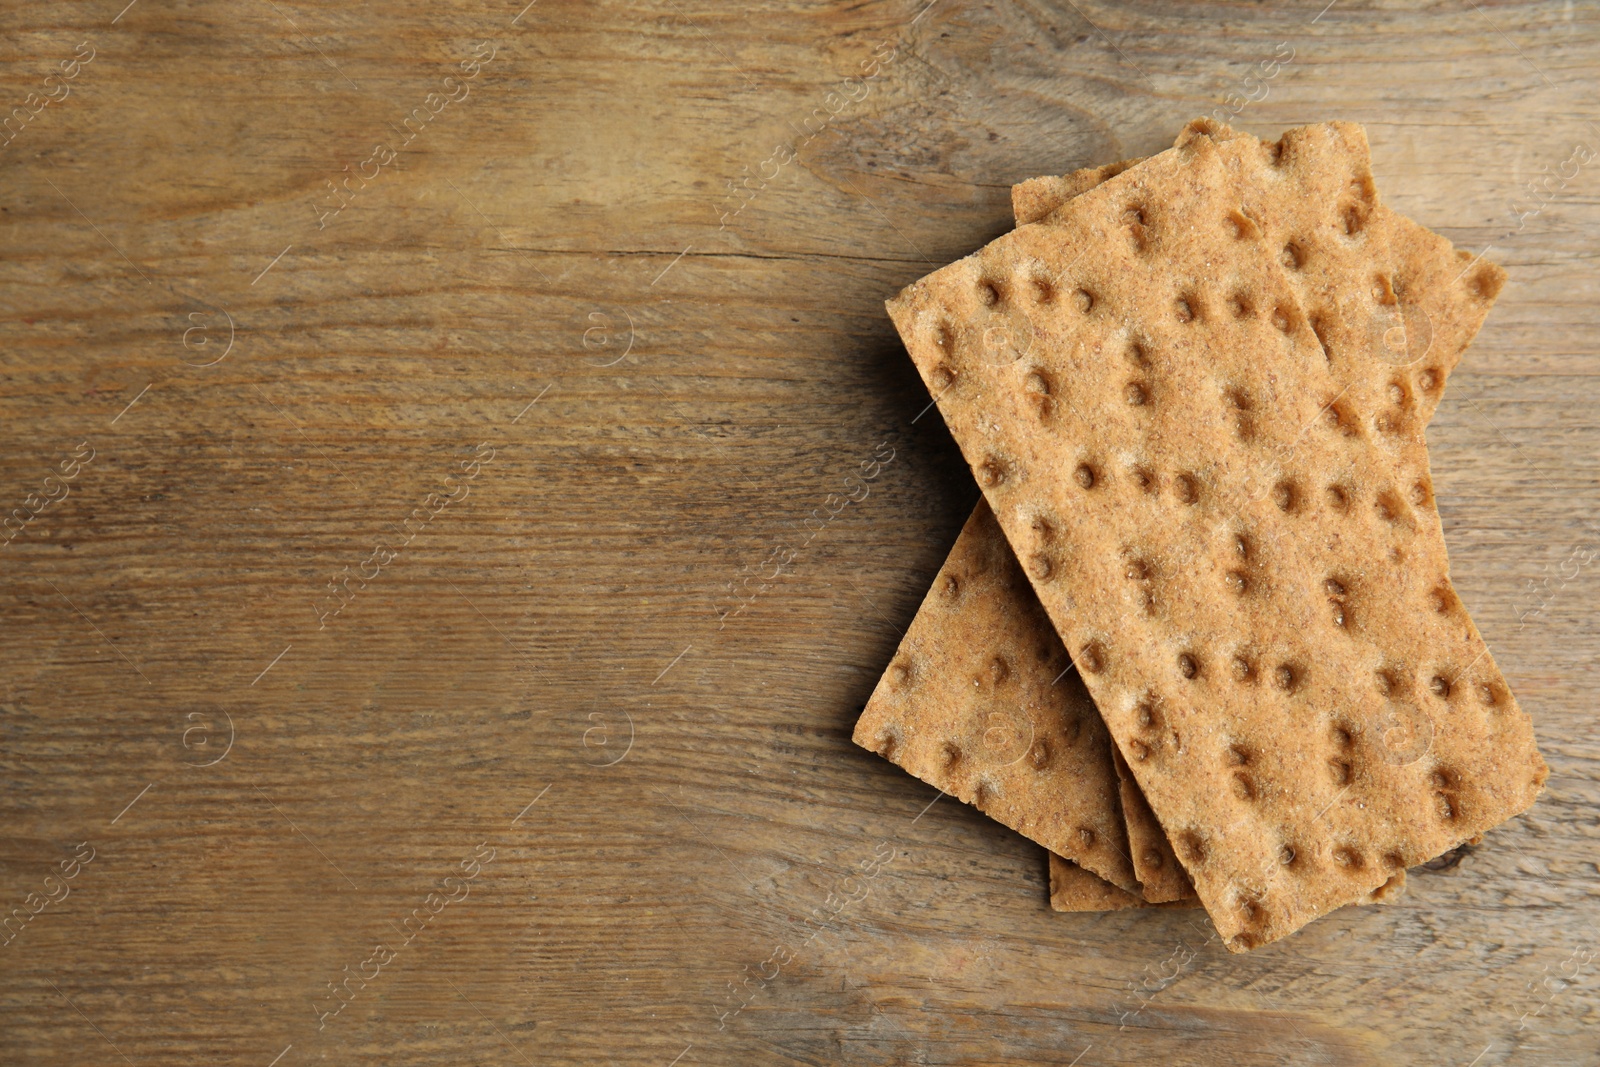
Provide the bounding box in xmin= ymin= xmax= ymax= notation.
xmin=1 ymin=1 xmax=1596 ymax=1064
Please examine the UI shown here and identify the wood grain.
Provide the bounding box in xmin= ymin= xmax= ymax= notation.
xmin=1 ymin=1 xmax=1597 ymax=1064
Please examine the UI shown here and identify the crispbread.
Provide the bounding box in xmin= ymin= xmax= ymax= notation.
xmin=1112 ymin=746 xmax=1193 ymax=902
xmin=1383 ymin=211 xmax=1506 ymax=421
xmin=1012 ymin=126 xmax=1509 ymax=905
xmin=996 ymin=121 xmax=1504 ymax=912
xmin=1047 ymin=852 xmax=1144 ymax=911
xmin=1046 ymin=852 xmax=1394 ymax=912
xmin=1047 ymin=851 xmax=1202 ymax=911
xmin=1013 ymin=158 xmax=1140 ymax=226
xmin=855 ymin=153 xmax=1188 ymax=907
xmin=1366 ymin=869 xmax=1407 ymax=904
xmin=887 ymin=124 xmax=1546 ymax=949
xmin=852 ymin=500 xmax=1138 ymax=891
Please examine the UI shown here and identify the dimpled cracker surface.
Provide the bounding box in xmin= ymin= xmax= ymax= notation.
xmin=886 ymin=126 xmax=1547 ymax=950
xmin=1112 ymin=746 xmax=1194 ymax=902
xmin=949 ymin=118 xmax=1505 ymax=913
xmin=1384 ymin=211 xmax=1507 ymax=420
xmin=1016 ymin=124 xmax=1502 ymax=897
xmin=853 ymin=500 xmax=1138 ymax=891
xmin=1015 ymin=121 xmax=1508 ymax=439
xmin=1046 ymin=852 xmax=1204 ymax=911
xmin=1171 ymin=122 xmax=1504 ymax=438
xmin=1013 ymin=158 xmax=1142 ymax=226
xmin=1047 ymin=853 xmax=1144 ymax=911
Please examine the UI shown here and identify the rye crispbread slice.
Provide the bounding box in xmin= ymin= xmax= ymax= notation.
xmin=1047 ymin=852 xmax=1204 ymax=911
xmin=1015 ymin=124 xmax=1508 ymax=906
xmin=855 ymin=158 xmax=1187 ymax=905
xmin=1021 ymin=127 xmax=1509 ymax=897
xmin=852 ymin=500 xmax=1138 ymax=891
xmin=1047 ymin=852 xmax=1146 ymax=911
xmin=1112 ymin=746 xmax=1194 ymax=902
xmin=886 ymin=124 xmax=1546 ymax=949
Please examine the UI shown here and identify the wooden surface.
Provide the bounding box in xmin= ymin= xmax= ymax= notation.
xmin=2 ymin=1 xmax=1597 ymax=1064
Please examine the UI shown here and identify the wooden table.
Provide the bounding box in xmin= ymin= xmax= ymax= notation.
xmin=2 ymin=1 xmax=1596 ymax=1063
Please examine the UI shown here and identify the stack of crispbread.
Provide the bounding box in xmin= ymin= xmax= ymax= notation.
xmin=853 ymin=119 xmax=1546 ymax=950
